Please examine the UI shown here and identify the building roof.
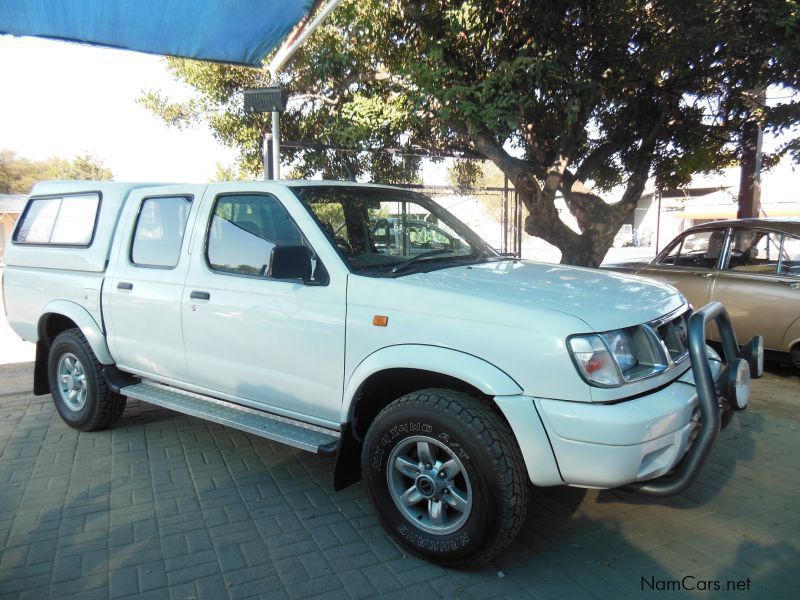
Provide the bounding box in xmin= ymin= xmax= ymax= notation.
xmin=0 ymin=194 xmax=27 ymax=214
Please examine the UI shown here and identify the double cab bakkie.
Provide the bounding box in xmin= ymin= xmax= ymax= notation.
xmin=2 ymin=180 xmax=763 ymax=567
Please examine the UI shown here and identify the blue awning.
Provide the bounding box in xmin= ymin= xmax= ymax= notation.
xmin=0 ymin=0 xmax=317 ymax=67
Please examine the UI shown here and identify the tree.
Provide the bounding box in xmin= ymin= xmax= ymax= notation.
xmin=448 ymin=160 xmax=508 ymax=190
xmin=46 ymin=152 xmax=114 ymax=181
xmin=142 ymin=0 xmax=800 ymax=266
xmin=0 ymin=150 xmax=113 ymax=193
xmin=209 ymin=161 xmax=247 ymax=182
xmin=0 ymin=150 xmax=44 ymax=194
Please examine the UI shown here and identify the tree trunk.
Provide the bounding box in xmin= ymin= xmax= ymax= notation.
xmin=520 ymin=183 xmax=634 ymax=268
xmin=736 ymin=116 xmax=763 ymax=219
xmin=484 ymin=140 xmax=648 ymax=269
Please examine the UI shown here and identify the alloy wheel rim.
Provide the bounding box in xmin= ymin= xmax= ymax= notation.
xmin=386 ymin=435 xmax=472 ymax=535
xmin=57 ymin=353 xmax=88 ymax=412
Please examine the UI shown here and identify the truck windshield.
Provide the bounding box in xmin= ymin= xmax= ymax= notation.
xmin=292 ymin=185 xmax=497 ymax=275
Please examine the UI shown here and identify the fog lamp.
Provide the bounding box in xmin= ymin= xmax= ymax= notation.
xmin=739 ymin=336 xmax=764 ymax=379
xmin=719 ymin=358 xmax=751 ymax=411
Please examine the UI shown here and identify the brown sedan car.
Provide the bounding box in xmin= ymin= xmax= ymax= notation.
xmin=607 ymin=219 xmax=800 ymax=366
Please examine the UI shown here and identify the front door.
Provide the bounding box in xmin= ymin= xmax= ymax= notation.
xmin=637 ymin=228 xmax=728 ymax=310
xmin=181 ymin=188 xmax=346 ymax=426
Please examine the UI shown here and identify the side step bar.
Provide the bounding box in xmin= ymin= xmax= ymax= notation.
xmin=120 ymin=381 xmax=339 ymax=454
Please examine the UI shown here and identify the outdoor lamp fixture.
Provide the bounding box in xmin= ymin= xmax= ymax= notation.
xmin=243 ymin=0 xmax=344 ymax=181
xmin=244 ymin=85 xmax=288 ymax=180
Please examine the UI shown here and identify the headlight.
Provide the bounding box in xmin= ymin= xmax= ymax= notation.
xmin=569 ymin=326 xmax=668 ymax=387
xmin=568 ymin=335 xmax=622 ymax=386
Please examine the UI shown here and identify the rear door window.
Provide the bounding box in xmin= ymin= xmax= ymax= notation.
xmin=725 ymin=229 xmax=782 ymax=274
xmin=131 ymin=196 xmax=193 ymax=268
xmin=779 ymin=234 xmax=800 ymax=275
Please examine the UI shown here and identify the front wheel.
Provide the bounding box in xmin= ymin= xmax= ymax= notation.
xmin=48 ymin=328 xmax=126 ymax=431
xmin=361 ymin=389 xmax=529 ymax=567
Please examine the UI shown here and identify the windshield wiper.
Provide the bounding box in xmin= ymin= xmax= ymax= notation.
xmin=390 ymin=249 xmax=454 ymax=274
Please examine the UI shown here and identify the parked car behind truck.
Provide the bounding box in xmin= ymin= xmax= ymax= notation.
xmin=606 ymin=219 xmax=800 ymax=367
xmin=2 ymin=180 xmax=763 ymax=567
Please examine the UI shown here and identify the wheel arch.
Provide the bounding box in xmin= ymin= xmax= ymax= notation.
xmin=334 ymin=345 xmax=524 ymax=490
xmin=33 ymin=301 xmax=113 ymax=395
xmin=341 ymin=345 xmax=522 ymax=425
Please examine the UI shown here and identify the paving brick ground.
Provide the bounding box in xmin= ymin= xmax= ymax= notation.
xmin=0 ymin=361 xmax=798 ymax=599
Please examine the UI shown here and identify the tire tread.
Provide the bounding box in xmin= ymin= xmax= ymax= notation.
xmin=366 ymin=388 xmax=529 ymax=567
xmin=51 ymin=329 xmax=126 ymax=431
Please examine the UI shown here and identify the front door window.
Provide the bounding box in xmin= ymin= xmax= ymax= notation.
xmin=658 ymin=230 xmax=726 ymax=269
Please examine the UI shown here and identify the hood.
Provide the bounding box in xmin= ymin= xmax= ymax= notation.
xmin=403 ymin=259 xmax=685 ymax=331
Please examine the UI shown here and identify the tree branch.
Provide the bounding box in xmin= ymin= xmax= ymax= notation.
xmin=574 ymin=140 xmax=618 ymax=182
xmin=466 ymin=126 xmax=535 ymax=185
xmin=292 ymin=93 xmax=340 ymax=106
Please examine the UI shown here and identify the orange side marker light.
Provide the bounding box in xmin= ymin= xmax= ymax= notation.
xmin=373 ymin=315 xmax=389 ymax=327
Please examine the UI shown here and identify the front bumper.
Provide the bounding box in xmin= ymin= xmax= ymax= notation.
xmin=535 ymin=364 xmax=718 ymax=489
xmin=502 ymin=302 xmax=764 ymax=496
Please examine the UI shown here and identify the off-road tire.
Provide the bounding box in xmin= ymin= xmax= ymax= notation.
xmin=361 ymin=389 xmax=528 ymax=568
xmin=48 ymin=328 xmax=126 ymax=431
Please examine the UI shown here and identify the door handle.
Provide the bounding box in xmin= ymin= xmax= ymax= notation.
xmin=693 ymin=273 xmax=714 ymax=279
xmin=190 ymin=291 xmax=211 ymax=300
xmin=117 ymin=282 xmax=133 ymax=290
xmin=785 ymin=281 xmax=800 ymax=290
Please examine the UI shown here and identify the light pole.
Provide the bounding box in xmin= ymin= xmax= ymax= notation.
xmin=243 ymin=86 xmax=287 ymax=180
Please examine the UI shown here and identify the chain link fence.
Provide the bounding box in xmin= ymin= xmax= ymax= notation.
xmin=396 ymin=183 xmax=523 ymax=256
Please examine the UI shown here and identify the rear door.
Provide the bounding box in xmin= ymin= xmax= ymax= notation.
xmin=710 ymin=228 xmax=800 ymax=352
xmin=104 ymin=185 xmax=205 ymax=379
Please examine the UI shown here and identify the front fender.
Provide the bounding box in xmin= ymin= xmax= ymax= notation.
xmin=39 ymin=300 xmax=114 ymax=365
xmin=341 ymin=344 xmax=523 ymax=423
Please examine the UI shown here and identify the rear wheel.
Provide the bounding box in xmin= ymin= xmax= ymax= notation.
xmin=48 ymin=329 xmax=126 ymax=431
xmin=361 ymin=389 xmax=528 ymax=567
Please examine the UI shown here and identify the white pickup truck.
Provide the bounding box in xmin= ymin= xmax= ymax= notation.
xmin=2 ymin=180 xmax=763 ymax=567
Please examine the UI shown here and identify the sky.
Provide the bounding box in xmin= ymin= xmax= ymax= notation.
xmin=0 ymin=34 xmax=795 ymax=191
xmin=0 ymin=35 xmax=450 ymax=186
xmin=0 ymin=35 xmax=236 ymax=182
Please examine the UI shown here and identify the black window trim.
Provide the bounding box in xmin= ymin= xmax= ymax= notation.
xmin=202 ymin=191 xmax=328 ymax=285
xmin=12 ymin=191 xmax=103 ymax=248
xmin=129 ymin=194 xmax=195 ymax=270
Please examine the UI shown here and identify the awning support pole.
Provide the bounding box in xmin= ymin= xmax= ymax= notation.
xmin=262 ymin=0 xmax=343 ymax=180
xmin=268 ymin=0 xmax=345 ymax=76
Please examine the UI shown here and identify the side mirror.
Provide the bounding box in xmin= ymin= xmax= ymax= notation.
xmin=267 ymin=245 xmax=313 ymax=282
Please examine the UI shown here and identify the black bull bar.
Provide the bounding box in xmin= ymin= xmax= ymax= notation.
xmin=625 ymin=301 xmax=763 ymax=497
